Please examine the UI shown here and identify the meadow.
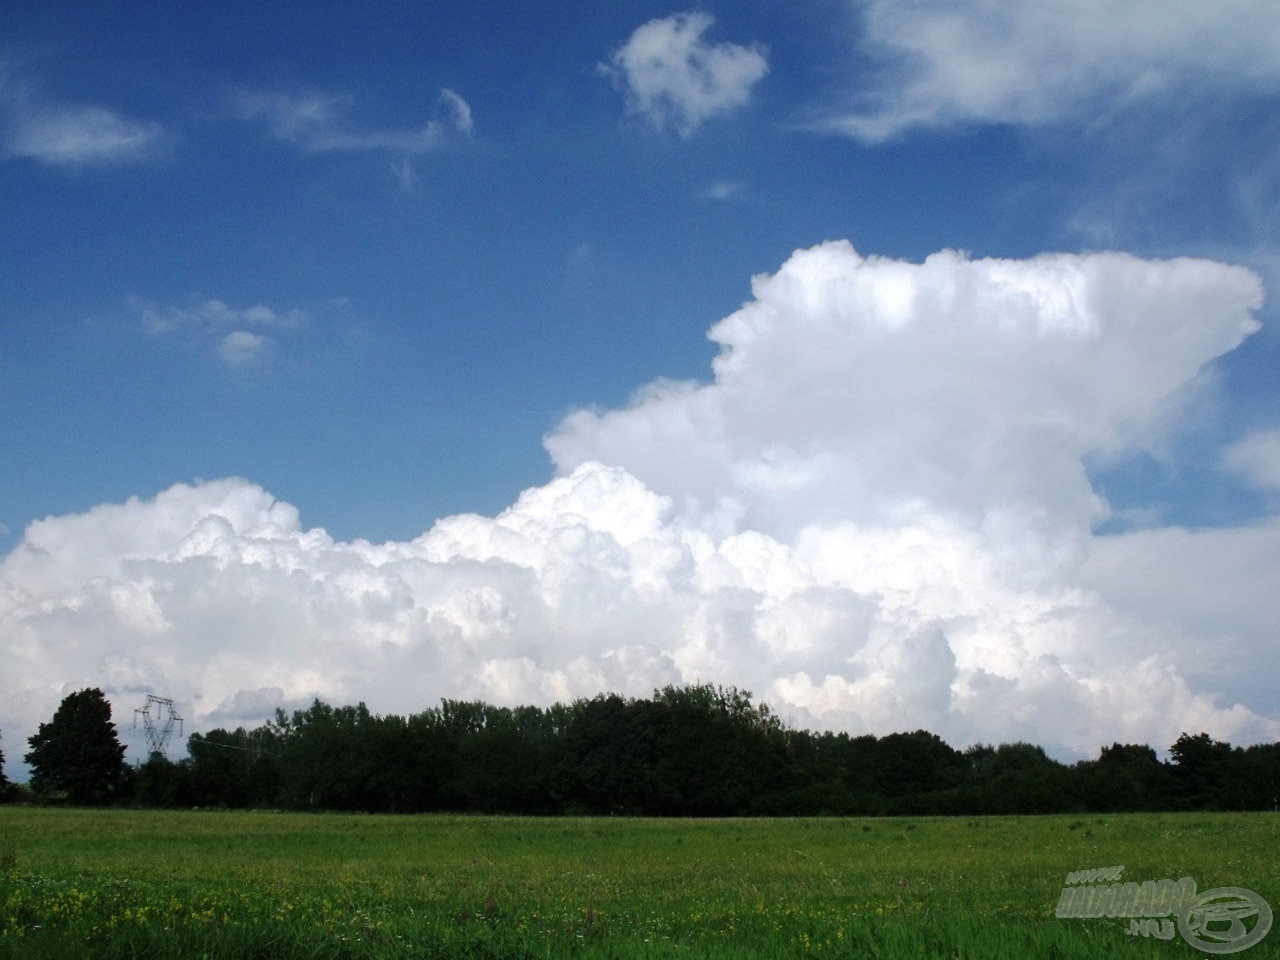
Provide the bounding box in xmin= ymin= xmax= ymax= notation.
xmin=1 ymin=807 xmax=1276 ymax=958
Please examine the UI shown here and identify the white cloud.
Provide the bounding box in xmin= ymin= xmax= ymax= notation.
xmin=827 ymin=0 xmax=1280 ymax=141
xmin=603 ymin=12 xmax=768 ymax=137
xmin=234 ymin=87 xmax=473 ymax=154
xmin=1 ymin=85 xmax=162 ymax=166
xmin=1222 ymin=428 xmax=1280 ymax=491
xmin=217 ymin=330 xmax=272 ymax=366
xmin=140 ymin=298 xmax=306 ymax=335
xmin=437 ymin=88 xmax=473 ymax=136
xmin=391 ymin=158 xmax=417 ymax=192
xmin=547 ymin=242 xmax=1262 ymax=542
xmin=3 ymin=242 xmax=1278 ymax=779
xmin=138 ymin=297 xmax=305 ymax=365
xmin=702 ymin=180 xmax=746 ymax=201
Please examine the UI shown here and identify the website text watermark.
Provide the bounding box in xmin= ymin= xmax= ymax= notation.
xmin=1056 ymin=865 xmax=1272 ymax=954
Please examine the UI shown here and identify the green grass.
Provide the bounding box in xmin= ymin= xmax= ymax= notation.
xmin=1 ymin=808 xmax=1277 ymax=958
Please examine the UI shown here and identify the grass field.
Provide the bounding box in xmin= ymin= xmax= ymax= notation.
xmin=1 ymin=807 xmax=1277 ymax=958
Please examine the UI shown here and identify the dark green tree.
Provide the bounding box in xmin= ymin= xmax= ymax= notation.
xmin=870 ymin=730 xmax=963 ymax=810
xmin=25 ymin=688 xmax=129 ymax=804
xmin=559 ymin=693 xmax=662 ymax=813
xmin=1236 ymin=743 xmax=1280 ymax=810
xmin=133 ymin=751 xmax=190 ymax=807
xmin=186 ymin=726 xmax=280 ymax=807
xmin=648 ymin=684 xmax=789 ymax=815
xmin=0 ymin=733 xmax=10 ymax=801
xmin=1170 ymin=732 xmax=1232 ymax=809
xmin=1075 ymin=743 xmax=1172 ymax=811
xmin=979 ymin=742 xmax=1069 ymax=813
xmin=276 ymin=700 xmax=405 ymax=810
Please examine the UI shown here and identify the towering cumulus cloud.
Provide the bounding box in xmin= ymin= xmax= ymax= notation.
xmin=2 ymin=243 xmax=1276 ymax=772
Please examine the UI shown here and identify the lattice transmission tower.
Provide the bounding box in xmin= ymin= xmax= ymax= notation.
xmin=134 ymin=695 xmax=183 ymax=756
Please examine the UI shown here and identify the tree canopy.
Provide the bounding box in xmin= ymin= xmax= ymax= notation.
xmin=103 ymin=683 xmax=1280 ymax=816
xmin=25 ymin=688 xmax=129 ymax=804
xmin=14 ymin=683 xmax=1280 ymax=815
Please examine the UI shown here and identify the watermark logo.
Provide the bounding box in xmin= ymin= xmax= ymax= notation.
xmin=1056 ymin=866 xmax=1273 ymax=954
xmin=1179 ymin=888 xmax=1274 ymax=955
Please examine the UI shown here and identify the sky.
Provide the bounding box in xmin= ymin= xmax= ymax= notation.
xmin=4 ymin=1 xmax=1280 ymax=776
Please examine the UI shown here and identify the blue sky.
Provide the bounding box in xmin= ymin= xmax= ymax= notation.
xmin=4 ymin=2 xmax=1280 ymax=767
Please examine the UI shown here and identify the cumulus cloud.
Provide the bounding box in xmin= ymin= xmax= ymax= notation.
xmin=826 ymin=0 xmax=1280 ymax=141
xmin=234 ymin=87 xmax=473 ymax=154
xmin=547 ymin=242 xmax=1262 ymax=543
xmin=3 ymin=242 xmax=1278 ymax=779
xmin=603 ymin=12 xmax=768 ymax=137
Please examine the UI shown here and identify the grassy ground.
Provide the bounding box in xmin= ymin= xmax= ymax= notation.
xmin=1 ymin=807 xmax=1277 ymax=958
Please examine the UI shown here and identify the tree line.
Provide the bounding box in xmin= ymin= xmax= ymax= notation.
xmin=6 ymin=685 xmax=1280 ymax=815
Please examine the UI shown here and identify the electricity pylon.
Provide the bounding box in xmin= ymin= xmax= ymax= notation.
xmin=134 ymin=695 xmax=183 ymax=756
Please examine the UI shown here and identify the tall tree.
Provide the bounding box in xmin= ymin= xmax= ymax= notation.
xmin=25 ymin=688 xmax=129 ymax=804
xmin=187 ymin=726 xmax=280 ymax=808
xmin=1170 ymin=732 xmax=1232 ymax=810
xmin=0 ymin=732 xmax=10 ymax=800
xmin=1078 ymin=743 xmax=1172 ymax=811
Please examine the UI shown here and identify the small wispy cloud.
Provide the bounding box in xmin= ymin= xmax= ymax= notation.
xmin=701 ymin=179 xmax=746 ymax=201
xmin=822 ymin=0 xmax=1280 ymax=142
xmin=233 ymin=86 xmax=473 ymax=154
xmin=137 ymin=297 xmax=306 ymax=366
xmin=217 ymin=330 xmax=273 ymax=367
xmin=5 ymin=106 xmax=162 ymax=165
xmin=390 ymin=157 xmax=417 ymax=192
xmin=140 ymin=298 xmax=306 ymax=336
xmin=0 ymin=69 xmax=163 ymax=167
xmin=437 ymin=88 xmax=473 ymax=136
xmin=602 ymin=12 xmax=768 ymax=137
